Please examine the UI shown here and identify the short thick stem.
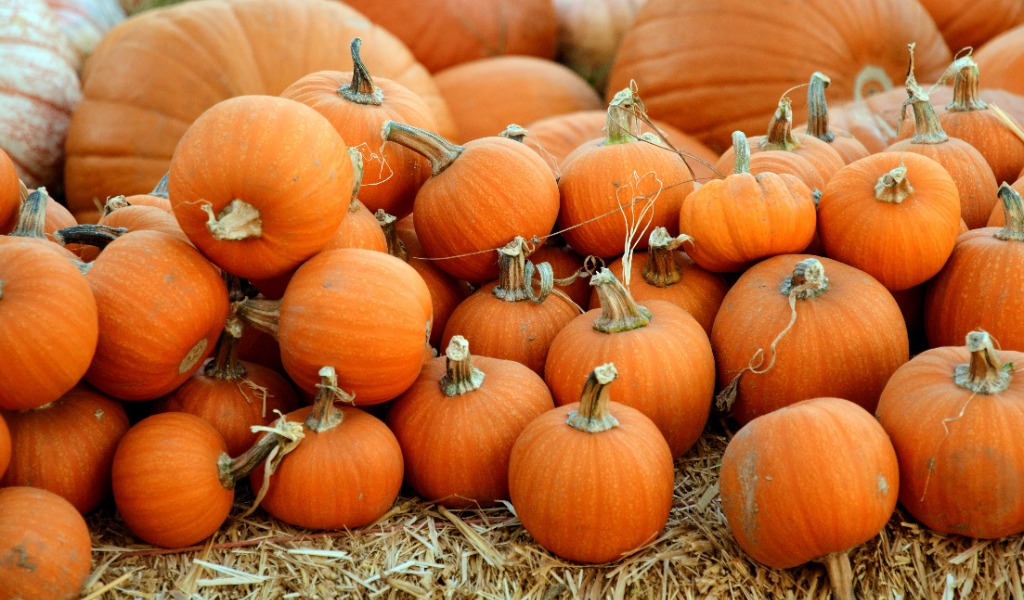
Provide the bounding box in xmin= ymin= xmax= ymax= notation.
xmin=439 ymin=335 xmax=485 ymax=396
xmin=217 ymin=418 xmax=305 ymax=488
xmin=946 ymin=55 xmax=988 ymax=112
xmin=338 ymin=38 xmax=384 ymax=106
xmin=306 ymin=366 xmax=352 ymax=432
xmin=759 ymin=98 xmax=800 ymax=152
xmin=780 ymin=258 xmax=829 ymax=301
xmin=804 ymin=72 xmax=835 ymax=143
xmin=730 ymin=131 xmax=751 ymax=175
xmin=383 ymin=121 xmax=463 ymax=177
xmin=903 ymin=82 xmax=948 ymax=145
xmin=995 ymin=183 xmax=1024 ymax=242
xmin=376 ymin=210 xmax=408 ymax=261
xmin=53 ymin=224 xmax=128 ymax=249
xmin=493 ymin=237 xmax=532 ymax=302
xmin=567 ymin=363 xmax=620 ymax=433
xmin=499 ymin=124 xmax=528 ymax=143
xmin=204 ymin=325 xmax=247 ymax=381
xmin=604 ymin=87 xmax=643 ymax=145
xmin=954 ymin=331 xmax=1012 ymax=394
xmin=590 ymin=268 xmax=651 ymax=333
xmin=874 ymin=165 xmax=913 ymax=204
xmin=642 ymin=227 xmax=692 ymax=288
xmin=204 ymin=199 xmax=262 ymax=241
xmin=7 ymin=187 xmax=50 ymax=239
xmin=233 ymin=297 xmax=281 ymax=340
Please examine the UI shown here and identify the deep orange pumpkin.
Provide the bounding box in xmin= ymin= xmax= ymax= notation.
xmin=509 ymin=363 xmax=674 ymax=563
xmin=0 ymin=149 xmax=20 ymax=232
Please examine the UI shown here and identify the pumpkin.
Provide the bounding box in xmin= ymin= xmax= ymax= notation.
xmin=63 ymin=0 xmax=455 ymax=220
xmin=1 ymin=187 xmax=81 ymax=259
xmin=434 ymin=55 xmax=604 ymax=144
xmin=0 ymin=414 xmax=9 ymax=479
xmin=557 ymin=87 xmax=695 ymax=259
xmin=680 ymin=132 xmax=817 ymax=273
xmin=168 ymin=94 xmax=354 ymax=281
xmin=1 ymin=383 xmax=129 ymax=514
xmin=0 ymin=0 xmax=82 ymax=189
xmin=817 ymin=151 xmax=961 ymax=291
xmin=877 ymin=331 xmax=1024 ymax=538
xmin=441 ymin=237 xmax=580 ymax=376
xmin=712 ymin=256 xmax=909 ymax=425
xmin=112 ymin=411 xmax=303 ymax=548
xmin=280 ymin=39 xmax=436 ymax=221
xmin=0 ymin=150 xmax=21 ymax=232
xmin=384 ymin=121 xmax=560 ymax=283
xmin=508 ymin=363 xmax=674 ymax=563
xmin=338 ymin=0 xmax=558 ymax=73
xmin=973 ymin=23 xmax=1024 ymax=98
xmin=235 ymin=248 xmax=433 ymax=404
xmin=887 ymin=77 xmax=998 ymax=230
xmin=923 ymin=183 xmax=1024 ymax=349
xmin=387 ymin=335 xmax=554 ymax=508
xmin=919 ymin=0 xmax=1024 ymax=53
xmin=590 ymin=226 xmax=729 ymax=337
xmin=251 ymin=366 xmax=404 ymax=530
xmin=792 ymin=72 xmax=871 ymax=164
xmin=545 ymin=268 xmax=715 ymax=458
xmin=44 ymin=0 xmax=125 ymax=69
xmin=606 ymin=0 xmax=951 ymax=153
xmin=0 ymin=486 xmax=92 ymax=600
xmin=79 ymin=229 xmax=229 ymax=401
xmin=524 ymin=238 xmax=593 ymax=308
xmin=553 ymin=0 xmax=646 ymax=94
xmin=0 ymin=234 xmax=98 ymax=411
xmin=720 ymin=397 xmax=899 ymax=600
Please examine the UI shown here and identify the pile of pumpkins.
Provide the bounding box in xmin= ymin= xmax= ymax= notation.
xmin=2 ymin=0 xmax=1024 ymax=597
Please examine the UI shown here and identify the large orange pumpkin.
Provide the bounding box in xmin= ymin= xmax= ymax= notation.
xmin=63 ymin=0 xmax=455 ymax=220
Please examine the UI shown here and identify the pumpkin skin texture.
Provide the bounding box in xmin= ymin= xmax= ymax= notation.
xmin=712 ymin=255 xmax=909 ymax=426
xmin=974 ymin=24 xmax=1024 ymax=98
xmin=606 ymin=0 xmax=951 ymax=153
xmin=83 ymin=230 xmax=229 ymax=401
xmin=0 ymin=240 xmax=99 ymax=411
xmin=275 ymin=248 xmax=433 ymax=404
xmin=1 ymin=383 xmax=130 ymax=514
xmin=169 ymin=94 xmax=354 ymax=282
xmin=876 ymin=332 xmax=1024 ymax=538
xmin=63 ymin=0 xmax=455 ymax=219
xmin=720 ymin=397 xmax=899 ymax=581
xmin=817 ymin=151 xmax=961 ymax=292
xmin=919 ymin=0 xmax=1024 ymax=53
xmin=0 ymin=150 xmax=21 ymax=232
xmin=339 ymin=0 xmax=558 ymax=73
xmin=0 ymin=0 xmax=82 ymax=189
xmin=0 ymin=486 xmax=92 ymax=600
xmin=509 ymin=363 xmax=674 ymax=564
xmin=545 ymin=270 xmax=715 ymax=458
xmin=923 ymin=184 xmax=1024 ymax=350
xmin=387 ymin=336 xmax=555 ymax=508
xmin=0 ymin=414 xmax=9 ymax=479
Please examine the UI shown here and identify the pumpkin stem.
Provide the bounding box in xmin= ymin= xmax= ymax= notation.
xmin=7 ymin=187 xmax=50 ymax=240
xmin=102 ymin=195 xmax=131 ymax=216
xmin=759 ymin=97 xmax=800 ymax=152
xmin=151 ymin=172 xmax=171 ymax=199
xmin=730 ymin=131 xmax=751 ymax=175
xmin=642 ymin=226 xmax=693 ymax=288
xmin=233 ymin=297 xmax=281 ymax=339
xmin=874 ymin=164 xmax=914 ymax=204
xmin=780 ymin=257 xmax=829 ymax=300
xmin=492 ymin=237 xmax=556 ymax=303
xmin=376 ymin=209 xmax=408 ymax=260
xmin=567 ymin=363 xmax=621 ymax=433
xmin=804 ymin=72 xmax=835 ymax=143
xmin=382 ymin=120 xmax=464 ymax=177
xmin=954 ymin=331 xmax=1013 ymax=394
xmin=52 ymin=223 xmax=128 ymax=249
xmin=203 ymin=199 xmax=262 ymax=241
xmin=338 ymin=38 xmax=384 ymax=106
xmin=439 ymin=335 xmax=486 ymax=396
xmin=590 ymin=268 xmax=652 ymax=333
xmin=0 ymin=280 xmax=4 ymax=299
xmin=995 ymin=183 xmax=1024 ymax=242
xmin=901 ymin=81 xmax=949 ymax=145
xmin=946 ymin=53 xmax=988 ymax=112
xmin=306 ymin=366 xmax=353 ymax=432
xmin=204 ymin=321 xmax=248 ymax=381
xmin=819 ymin=551 xmax=855 ymax=600
xmin=499 ymin=124 xmax=528 ymax=143
xmin=217 ymin=416 xmax=305 ymax=489
xmin=604 ymin=87 xmax=643 ymax=146
xmin=348 ymin=147 xmax=364 ymax=206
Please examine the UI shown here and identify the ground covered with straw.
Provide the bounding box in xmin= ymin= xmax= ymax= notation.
xmin=80 ymin=419 xmax=1024 ymax=599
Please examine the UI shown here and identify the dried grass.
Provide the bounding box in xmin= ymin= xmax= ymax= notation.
xmin=82 ymin=419 xmax=1024 ymax=599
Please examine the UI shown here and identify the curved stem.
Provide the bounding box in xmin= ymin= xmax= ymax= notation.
xmin=642 ymin=226 xmax=693 ymax=288
xmin=759 ymin=97 xmax=800 ymax=152
xmin=217 ymin=418 xmax=305 ymax=488
xmin=995 ymin=183 xmax=1024 ymax=242
xmin=902 ymin=82 xmax=948 ymax=145
xmin=382 ymin=121 xmax=463 ymax=177
xmin=52 ymin=224 xmax=128 ymax=249
xmin=780 ymin=258 xmax=829 ymax=301
xmin=338 ymin=38 xmax=383 ymax=106
xmin=306 ymin=366 xmax=353 ymax=433
xmin=567 ymin=363 xmax=620 ymax=433
xmin=731 ymin=131 xmax=751 ymax=175
xmin=590 ymin=268 xmax=651 ymax=333
xmin=7 ymin=187 xmax=50 ymax=239
xmin=804 ymin=72 xmax=835 ymax=143
xmin=376 ymin=209 xmax=408 ymax=261
xmin=439 ymin=335 xmax=485 ymax=396
xmin=946 ymin=54 xmax=988 ymax=112
xmin=233 ymin=297 xmax=282 ymax=339
xmin=874 ymin=165 xmax=914 ymax=205
xmin=604 ymin=87 xmax=643 ymax=145
xmin=953 ymin=331 xmax=1013 ymax=394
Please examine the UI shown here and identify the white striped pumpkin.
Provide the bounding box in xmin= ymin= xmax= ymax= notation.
xmin=45 ymin=0 xmax=125 ymax=69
